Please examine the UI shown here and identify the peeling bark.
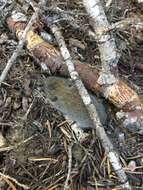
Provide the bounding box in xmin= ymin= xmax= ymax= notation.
xmin=6 ymin=15 xmax=143 ymax=134
xmin=83 ymin=0 xmax=119 ymax=81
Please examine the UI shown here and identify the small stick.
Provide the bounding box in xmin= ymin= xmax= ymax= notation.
xmin=0 ymin=1 xmax=45 ymax=84
xmin=64 ymin=142 xmax=73 ymax=190
xmin=0 ymin=172 xmax=30 ymax=189
xmin=50 ymin=23 xmax=131 ymax=189
xmin=83 ymin=0 xmax=119 ymax=85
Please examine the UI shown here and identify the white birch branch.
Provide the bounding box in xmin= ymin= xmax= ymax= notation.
xmin=50 ymin=24 xmax=131 ymax=190
xmin=83 ymin=0 xmax=119 ymax=85
xmin=0 ymin=0 xmax=46 ymax=84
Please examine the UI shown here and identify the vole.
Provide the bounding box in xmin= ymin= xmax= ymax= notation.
xmin=38 ymin=76 xmax=108 ymax=129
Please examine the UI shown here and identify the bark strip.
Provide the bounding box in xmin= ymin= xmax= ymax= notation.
xmin=6 ymin=14 xmax=143 ymax=134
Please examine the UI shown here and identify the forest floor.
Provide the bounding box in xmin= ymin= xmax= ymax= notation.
xmin=0 ymin=0 xmax=143 ymax=189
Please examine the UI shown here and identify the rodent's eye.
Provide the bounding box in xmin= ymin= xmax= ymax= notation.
xmin=51 ymin=96 xmax=58 ymax=102
xmin=68 ymin=82 xmax=73 ymax=88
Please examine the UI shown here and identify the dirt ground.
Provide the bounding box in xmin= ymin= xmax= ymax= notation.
xmin=0 ymin=0 xmax=143 ymax=189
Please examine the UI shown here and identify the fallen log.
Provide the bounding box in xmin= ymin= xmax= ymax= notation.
xmin=6 ymin=13 xmax=143 ymax=134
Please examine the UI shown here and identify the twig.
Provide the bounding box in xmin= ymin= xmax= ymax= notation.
xmin=0 ymin=135 xmax=35 ymax=152
xmin=50 ymin=24 xmax=131 ymax=189
xmin=110 ymin=17 xmax=143 ymax=31
xmin=23 ymin=98 xmax=35 ymax=120
xmin=83 ymin=0 xmax=119 ymax=85
xmin=0 ymin=1 xmax=45 ymax=84
xmin=64 ymin=142 xmax=73 ymax=190
xmin=28 ymin=157 xmax=58 ymax=162
xmin=0 ymin=172 xmax=30 ymax=189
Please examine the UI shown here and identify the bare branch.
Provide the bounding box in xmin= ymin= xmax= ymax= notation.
xmin=83 ymin=0 xmax=119 ymax=83
xmin=50 ymin=23 xmax=131 ymax=190
xmin=0 ymin=1 xmax=46 ymax=84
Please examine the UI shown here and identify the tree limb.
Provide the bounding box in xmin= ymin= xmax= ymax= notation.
xmin=0 ymin=0 xmax=46 ymax=84
xmin=49 ymin=23 xmax=131 ymax=189
xmin=83 ymin=0 xmax=119 ymax=86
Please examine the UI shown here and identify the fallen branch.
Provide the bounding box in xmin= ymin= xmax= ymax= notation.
xmin=82 ymin=0 xmax=143 ymax=134
xmin=82 ymin=0 xmax=143 ymax=88
xmin=0 ymin=0 xmax=46 ymax=84
xmin=6 ymin=13 xmax=143 ymax=133
xmin=83 ymin=0 xmax=119 ymax=85
xmin=49 ymin=23 xmax=131 ymax=189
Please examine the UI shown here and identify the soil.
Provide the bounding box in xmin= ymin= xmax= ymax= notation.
xmin=0 ymin=0 xmax=143 ymax=189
